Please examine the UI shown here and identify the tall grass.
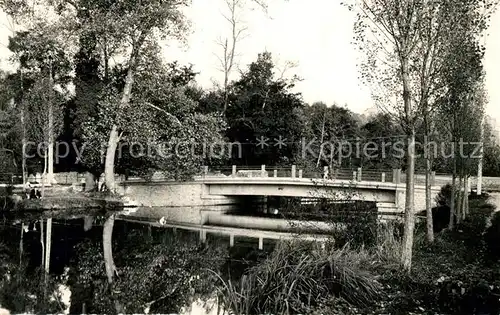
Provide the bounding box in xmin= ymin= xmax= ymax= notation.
xmin=215 ymin=240 xmax=384 ymax=314
xmin=374 ymin=222 xmax=402 ymax=268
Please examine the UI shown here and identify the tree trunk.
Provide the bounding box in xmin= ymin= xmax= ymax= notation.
xmin=20 ymin=68 xmax=27 ymax=188
xmin=223 ymin=66 xmax=229 ymax=114
xmin=103 ymin=215 xmax=116 ymax=284
xmin=45 ymin=218 xmax=52 ymax=274
xmin=104 ymin=125 xmax=120 ymax=193
xmin=461 ymin=175 xmax=468 ymax=221
xmin=456 ymin=176 xmax=463 ymax=225
xmin=477 ymin=117 xmax=484 ymax=195
xmin=316 ymin=110 xmax=327 ymax=168
xmin=42 ymin=151 xmax=47 ymax=198
xmin=329 ymin=139 xmax=336 ymax=171
xmin=425 ymin=142 xmax=434 ymax=242
xmin=40 ymin=218 xmax=45 ymax=269
xmin=104 ymin=33 xmax=146 ymax=192
xmin=465 ymin=176 xmax=470 ymax=215
xmin=21 ymin=109 xmax=27 ymax=188
xmin=44 ymin=218 xmax=52 ymax=298
xmin=449 ymin=170 xmax=456 ymax=230
xmin=21 ymin=137 xmax=27 ymax=187
xmin=401 ymin=128 xmax=416 ymax=271
xmin=223 ymin=6 xmax=239 ymax=115
xmin=20 ymin=222 xmax=25 ymax=266
xmin=103 ymin=215 xmax=123 ymax=314
xmin=400 ymin=56 xmax=416 ymax=272
xmin=423 ymin=111 xmax=434 ymax=242
xmin=47 ymin=59 xmax=54 ymax=184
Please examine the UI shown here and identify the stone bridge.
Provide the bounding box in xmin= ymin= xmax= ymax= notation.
xmin=118 ymin=166 xmax=442 ymax=223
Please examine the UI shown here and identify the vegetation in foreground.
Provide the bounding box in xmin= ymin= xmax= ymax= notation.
xmin=215 ymin=193 xmax=500 ymax=314
xmin=1 ymin=192 xmax=500 ymax=314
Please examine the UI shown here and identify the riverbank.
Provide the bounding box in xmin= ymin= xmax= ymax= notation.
xmin=213 ymin=193 xmax=500 ymax=314
xmin=1 ymin=189 xmax=126 ymax=220
xmin=1 ymin=191 xmax=499 ymax=314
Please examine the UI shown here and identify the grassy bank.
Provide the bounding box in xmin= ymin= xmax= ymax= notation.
xmin=215 ymin=193 xmax=500 ymax=314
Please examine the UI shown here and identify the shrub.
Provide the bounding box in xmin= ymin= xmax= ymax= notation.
xmin=215 ymin=241 xmax=382 ymax=314
xmin=484 ymin=211 xmax=500 ymax=260
xmin=435 ymin=184 xmax=454 ymax=207
xmin=284 ymin=200 xmax=379 ymax=248
xmin=329 ymin=201 xmax=378 ymax=248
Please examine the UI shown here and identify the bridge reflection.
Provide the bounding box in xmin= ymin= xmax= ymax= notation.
xmin=117 ymin=214 xmax=330 ymax=250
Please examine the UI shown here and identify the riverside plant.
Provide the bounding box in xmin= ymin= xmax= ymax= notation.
xmin=213 ymin=240 xmax=383 ymax=315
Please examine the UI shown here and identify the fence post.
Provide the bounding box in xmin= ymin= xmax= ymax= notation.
xmin=291 ymin=165 xmax=296 ymax=178
xmin=261 ymin=165 xmax=266 ymax=177
xmin=431 ymin=171 xmax=436 ymax=186
xmin=381 ymin=172 xmax=386 ymax=183
xmin=323 ymin=166 xmax=329 ymax=179
xmin=274 ymin=169 xmax=278 ymax=177
xmin=353 ymin=171 xmax=357 ymax=181
xmin=203 ymin=166 xmax=208 ymax=176
xmin=357 ymin=167 xmax=362 ymax=181
xmin=232 ymin=165 xmax=237 ymax=177
xmin=298 ymin=170 xmax=303 ymax=178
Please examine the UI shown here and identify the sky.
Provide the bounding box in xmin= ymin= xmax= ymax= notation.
xmin=0 ymin=0 xmax=499 ymax=123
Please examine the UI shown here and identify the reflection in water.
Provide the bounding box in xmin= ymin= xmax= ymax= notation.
xmin=0 ymin=210 xmax=271 ymax=314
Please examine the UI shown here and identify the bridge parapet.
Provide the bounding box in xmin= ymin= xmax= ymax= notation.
xmin=202 ymin=165 xmax=402 ymax=184
xmin=200 ymin=166 xmax=469 ymax=189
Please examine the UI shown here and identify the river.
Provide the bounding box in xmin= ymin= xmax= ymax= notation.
xmin=2 ymin=191 xmax=497 ymax=314
xmin=0 ymin=211 xmax=276 ymax=315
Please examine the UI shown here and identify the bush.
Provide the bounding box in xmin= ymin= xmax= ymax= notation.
xmin=216 ymin=241 xmax=382 ymax=314
xmin=393 ymin=195 xmax=500 ymax=314
xmin=330 ymin=201 xmax=378 ymax=248
xmin=417 ymin=205 xmax=451 ymax=234
xmin=484 ymin=211 xmax=500 ymax=260
xmin=430 ymin=185 xmax=494 ymax=234
xmin=435 ymin=184 xmax=454 ymax=207
xmin=283 ymin=200 xmax=378 ymax=248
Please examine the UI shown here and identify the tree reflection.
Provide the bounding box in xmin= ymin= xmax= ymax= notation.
xmin=0 ymin=222 xmax=62 ymax=313
xmin=73 ymin=218 xmax=228 ymax=314
xmin=102 ymin=214 xmax=123 ymax=314
xmin=1 ymin=216 xmax=231 ymax=314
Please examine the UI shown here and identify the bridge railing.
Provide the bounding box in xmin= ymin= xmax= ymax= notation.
xmin=200 ymin=166 xmax=498 ymax=190
xmin=201 ymin=165 xmax=402 ymax=184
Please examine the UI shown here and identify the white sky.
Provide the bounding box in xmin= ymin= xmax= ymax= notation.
xmin=1 ymin=0 xmax=499 ymax=123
